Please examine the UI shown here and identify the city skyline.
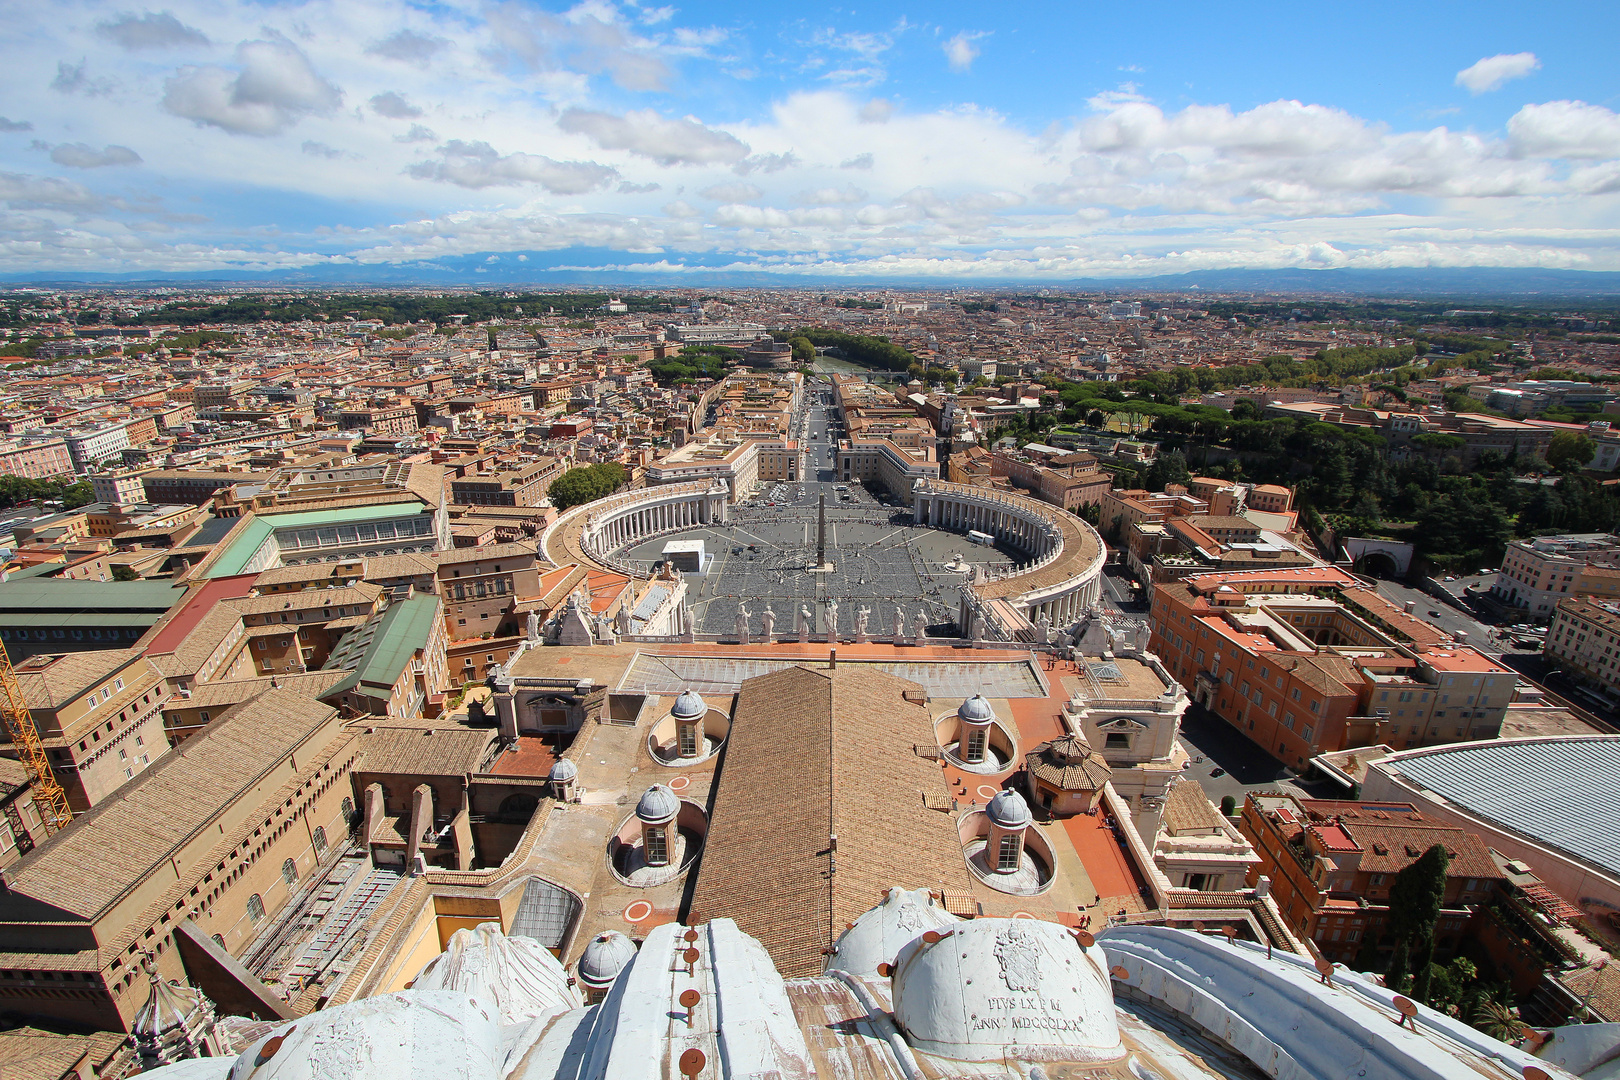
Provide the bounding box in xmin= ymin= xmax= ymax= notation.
xmin=3 ymin=1 xmax=1620 ymax=280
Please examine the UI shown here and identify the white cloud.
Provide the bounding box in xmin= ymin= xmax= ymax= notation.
xmin=0 ymin=118 xmax=33 ymax=133
xmin=840 ymin=153 xmax=873 ymax=169
xmin=365 ymin=29 xmax=449 ymax=66
xmin=859 ymin=99 xmax=892 ymax=123
xmin=699 ymin=181 xmax=762 ymax=202
xmin=0 ymin=171 xmax=102 ymax=210
xmin=486 ymin=1 xmax=671 ymax=92
xmin=797 ymin=185 xmax=867 ymax=205
xmin=558 ymin=108 xmax=749 ymax=165
xmin=96 ymin=11 xmax=209 ymax=50
xmin=1508 ymin=100 xmax=1620 ymax=159
xmin=48 ymin=143 xmax=142 ymax=168
xmin=618 ymin=181 xmax=661 ymax=193
xmin=407 ymin=140 xmax=618 ymax=193
xmin=51 ymin=60 xmax=114 ymax=97
xmin=163 ymin=39 xmax=342 ymax=136
xmin=733 ymin=152 xmax=799 ymax=175
xmin=369 ymin=92 xmax=422 ymax=119
xmin=1455 ymin=52 xmax=1540 ymax=94
xmin=395 ymin=124 xmax=438 ymax=144
xmin=301 ymin=141 xmax=342 ymax=159
xmin=943 ymin=31 xmax=988 ymax=74
xmin=662 ymin=199 xmax=701 ymax=217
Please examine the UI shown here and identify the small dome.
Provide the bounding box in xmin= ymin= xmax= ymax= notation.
xmin=825 ymin=887 xmax=959 ymax=980
xmin=671 ymin=689 xmax=706 ymax=720
xmin=636 ymin=784 xmax=679 ymax=824
xmin=577 ymin=931 xmax=638 ymax=989
xmin=548 ymin=759 xmax=578 ymax=783
xmin=891 ymin=918 xmax=1121 ymax=1064
xmin=957 ymin=694 xmax=995 ymax=724
xmin=986 ymin=789 xmax=1031 ymax=829
xmin=132 ymin=971 xmax=206 ymax=1040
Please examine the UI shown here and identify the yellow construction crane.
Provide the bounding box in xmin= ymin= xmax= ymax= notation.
xmin=0 ymin=639 xmax=72 ymax=831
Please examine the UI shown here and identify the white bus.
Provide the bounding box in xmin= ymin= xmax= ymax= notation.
xmin=967 ymin=530 xmax=995 ymax=546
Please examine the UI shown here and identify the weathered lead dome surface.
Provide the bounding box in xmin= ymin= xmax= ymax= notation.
xmin=986 ymin=788 xmax=1032 ymax=830
xmin=547 ymin=758 xmax=578 ymax=783
xmin=577 ymin=931 xmax=637 ymax=988
xmin=413 ymin=922 xmax=582 ymax=1023
xmin=824 ymin=886 xmax=959 ymax=980
xmin=635 ymin=783 xmax=680 ymax=824
xmin=891 ymin=917 xmax=1121 ymax=1064
xmin=671 ymin=689 xmax=706 ymax=719
xmin=957 ymin=694 xmax=995 ymax=723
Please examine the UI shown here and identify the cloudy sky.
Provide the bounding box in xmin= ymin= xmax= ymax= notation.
xmin=3 ymin=0 xmax=1619 ymax=279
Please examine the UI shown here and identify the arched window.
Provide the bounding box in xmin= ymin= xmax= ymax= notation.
xmin=246 ymin=894 xmax=265 ymax=922
xmin=341 ymin=796 xmax=356 ymax=824
xmin=211 ymin=934 xmax=226 ymax=950
xmin=499 ymin=793 xmax=539 ymax=819
xmin=282 ymin=858 xmax=298 ymax=885
xmin=965 ymin=729 xmax=987 ymax=763
xmin=997 ymin=832 xmax=1021 ymax=872
xmin=643 ymin=826 xmax=668 ymax=867
xmin=312 ymin=826 xmax=327 ymax=857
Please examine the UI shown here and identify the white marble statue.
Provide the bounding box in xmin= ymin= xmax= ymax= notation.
xmin=682 ymin=607 xmax=696 ymax=639
xmin=855 ymin=605 xmax=870 ymax=636
xmin=615 ymin=605 xmax=632 ymax=636
xmin=798 ymin=604 xmax=812 ymax=643
xmin=913 ymin=610 xmax=928 ymax=644
xmin=526 ymin=609 xmax=541 ymax=642
xmin=825 ymin=598 xmax=839 ymax=640
xmin=760 ymin=604 xmax=775 ymax=641
xmin=894 ymin=606 xmax=907 ymax=641
xmin=1035 ymin=612 xmax=1051 ymax=645
xmin=735 ymin=602 xmax=751 ymax=644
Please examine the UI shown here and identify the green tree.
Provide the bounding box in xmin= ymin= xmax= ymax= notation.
xmin=111 ymin=565 xmax=138 ymax=581
xmin=547 ymin=463 xmax=626 ymax=510
xmin=1547 ymin=430 xmax=1597 ymax=471
xmin=1385 ymin=844 xmax=1450 ymax=996
xmin=788 ymin=335 xmax=815 ymax=362
xmin=1145 ymin=449 xmax=1190 ymax=492
xmin=60 ymin=481 xmax=95 ymax=510
xmin=1472 ymin=998 xmax=1528 ymax=1044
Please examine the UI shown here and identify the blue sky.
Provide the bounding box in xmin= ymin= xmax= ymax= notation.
xmin=2 ymin=0 xmax=1618 ymax=278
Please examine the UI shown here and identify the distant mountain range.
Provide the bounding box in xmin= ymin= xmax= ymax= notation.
xmin=5 ymin=256 xmax=1620 ymax=299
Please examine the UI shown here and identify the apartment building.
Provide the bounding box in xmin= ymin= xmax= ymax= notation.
xmin=1149 ymin=567 xmax=1516 ymax=765
xmin=0 ymin=438 xmax=73 ymax=480
xmin=62 ymin=423 xmax=131 ymax=473
xmin=1240 ymin=794 xmax=1506 ymax=965
xmin=1544 ymin=596 xmax=1620 ymax=701
xmin=1492 ymin=533 xmax=1620 ymax=617
xmin=5 ymin=649 xmax=171 ymax=812
xmin=89 ymin=471 xmax=146 ymax=505
xmin=989 ymin=448 xmax=1113 ymax=511
xmin=448 ymin=456 xmax=561 ymax=506
xmin=0 ymin=688 xmax=359 ymax=1031
xmin=321 ymin=594 xmax=450 ymax=719
xmin=837 ymin=436 xmax=940 ymax=494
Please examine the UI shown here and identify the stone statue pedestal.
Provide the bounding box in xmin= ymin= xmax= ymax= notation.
xmin=798 ymin=627 xmax=809 ymax=643
xmin=806 ymin=561 xmax=836 ymax=574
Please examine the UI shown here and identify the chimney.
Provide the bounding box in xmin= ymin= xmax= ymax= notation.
xmin=829 ymin=648 xmax=837 ymax=669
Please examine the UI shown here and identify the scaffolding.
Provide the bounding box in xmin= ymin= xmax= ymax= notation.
xmin=0 ymin=639 xmax=72 ymax=831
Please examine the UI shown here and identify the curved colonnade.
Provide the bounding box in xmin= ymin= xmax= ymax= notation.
xmin=541 ymin=480 xmax=731 ymax=579
xmin=910 ymin=478 xmax=1107 ymax=637
xmin=541 ymin=477 xmax=1106 ymax=642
